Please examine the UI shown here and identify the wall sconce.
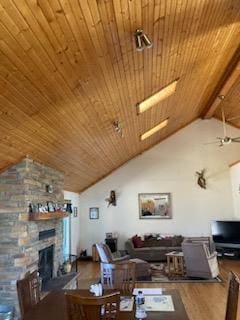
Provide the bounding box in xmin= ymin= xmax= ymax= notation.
xmin=134 ymin=29 xmax=152 ymax=51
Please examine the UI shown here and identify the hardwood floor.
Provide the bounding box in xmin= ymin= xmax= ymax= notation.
xmin=77 ymin=259 xmax=240 ymax=320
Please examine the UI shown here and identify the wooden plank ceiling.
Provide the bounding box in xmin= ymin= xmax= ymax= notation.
xmin=0 ymin=0 xmax=240 ymax=192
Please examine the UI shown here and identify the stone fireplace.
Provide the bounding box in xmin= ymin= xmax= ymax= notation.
xmin=0 ymin=158 xmax=65 ymax=316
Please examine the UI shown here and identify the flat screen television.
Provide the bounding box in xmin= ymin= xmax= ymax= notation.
xmin=211 ymin=220 xmax=240 ymax=244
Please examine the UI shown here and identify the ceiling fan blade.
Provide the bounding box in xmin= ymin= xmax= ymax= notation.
xmin=203 ymin=137 xmax=224 ymax=144
xmin=221 ymin=105 xmax=227 ymax=137
xmin=203 ymin=141 xmax=217 ymax=145
xmin=227 ymin=115 xmax=240 ymax=122
xmin=232 ymin=137 xmax=240 ymax=142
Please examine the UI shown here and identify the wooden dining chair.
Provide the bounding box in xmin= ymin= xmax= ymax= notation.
xmin=17 ymin=270 xmax=40 ymax=319
xmin=225 ymin=271 xmax=240 ymax=320
xmin=65 ymin=291 xmax=120 ymax=320
xmin=101 ymin=261 xmax=136 ymax=294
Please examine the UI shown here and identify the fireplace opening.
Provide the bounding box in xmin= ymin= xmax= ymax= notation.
xmin=38 ymin=245 xmax=54 ymax=288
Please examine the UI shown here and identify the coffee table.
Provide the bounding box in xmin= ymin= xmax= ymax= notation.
xmin=166 ymin=251 xmax=185 ymax=276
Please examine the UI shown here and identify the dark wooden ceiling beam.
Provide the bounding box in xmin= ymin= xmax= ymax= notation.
xmin=201 ymin=44 xmax=240 ymax=119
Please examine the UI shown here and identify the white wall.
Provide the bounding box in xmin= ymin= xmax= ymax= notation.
xmin=77 ymin=119 xmax=240 ymax=253
xmin=230 ymin=162 xmax=240 ymax=219
xmin=64 ymin=191 xmax=81 ymax=255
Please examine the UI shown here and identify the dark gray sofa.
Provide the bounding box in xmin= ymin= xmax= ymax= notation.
xmin=125 ymin=236 xmax=183 ymax=261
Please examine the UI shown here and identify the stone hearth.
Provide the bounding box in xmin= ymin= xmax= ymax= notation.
xmin=0 ymin=158 xmax=65 ymax=317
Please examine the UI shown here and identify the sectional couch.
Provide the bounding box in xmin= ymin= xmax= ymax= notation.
xmin=125 ymin=235 xmax=183 ymax=261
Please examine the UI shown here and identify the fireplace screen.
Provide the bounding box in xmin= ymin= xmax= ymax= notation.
xmin=38 ymin=245 xmax=54 ymax=287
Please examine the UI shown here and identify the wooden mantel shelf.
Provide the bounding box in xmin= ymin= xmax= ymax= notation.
xmin=29 ymin=210 xmax=69 ymax=221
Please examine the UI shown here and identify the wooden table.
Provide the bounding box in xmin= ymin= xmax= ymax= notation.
xmin=24 ymin=289 xmax=189 ymax=320
xmin=166 ymin=251 xmax=185 ymax=276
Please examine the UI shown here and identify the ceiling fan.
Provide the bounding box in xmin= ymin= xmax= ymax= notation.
xmin=206 ymin=106 xmax=240 ymax=147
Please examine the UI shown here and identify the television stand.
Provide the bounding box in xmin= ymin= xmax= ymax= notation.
xmin=215 ymin=244 xmax=240 ymax=259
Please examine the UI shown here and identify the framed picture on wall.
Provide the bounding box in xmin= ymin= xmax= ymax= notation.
xmin=73 ymin=207 xmax=78 ymax=217
xmin=105 ymin=232 xmax=113 ymax=239
xmin=89 ymin=207 xmax=99 ymax=220
xmin=139 ymin=193 xmax=172 ymax=219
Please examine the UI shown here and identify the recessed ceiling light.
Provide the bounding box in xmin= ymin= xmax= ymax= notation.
xmin=137 ymin=79 xmax=179 ymax=114
xmin=140 ymin=118 xmax=169 ymax=141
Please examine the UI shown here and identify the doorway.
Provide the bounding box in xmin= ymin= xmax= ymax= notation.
xmin=63 ymin=200 xmax=72 ymax=260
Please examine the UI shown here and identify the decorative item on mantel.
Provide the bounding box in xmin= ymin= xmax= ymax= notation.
xmin=46 ymin=184 xmax=54 ymax=193
xmin=64 ymin=199 xmax=73 ymax=213
xmin=29 ymin=202 xmax=68 ymax=221
xmin=29 ymin=202 xmax=65 ymax=213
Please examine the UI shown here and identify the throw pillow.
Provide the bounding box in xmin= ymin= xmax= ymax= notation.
xmin=172 ymin=235 xmax=183 ymax=246
xmin=132 ymin=234 xmax=138 ymax=243
xmin=132 ymin=235 xmax=144 ymax=248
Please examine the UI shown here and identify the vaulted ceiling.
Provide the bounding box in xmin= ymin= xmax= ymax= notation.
xmin=0 ymin=0 xmax=240 ymax=192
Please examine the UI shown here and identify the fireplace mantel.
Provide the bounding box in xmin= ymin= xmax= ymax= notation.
xmin=29 ymin=210 xmax=69 ymax=221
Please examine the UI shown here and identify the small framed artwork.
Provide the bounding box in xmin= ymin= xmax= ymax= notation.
xmin=89 ymin=207 xmax=99 ymax=220
xmin=139 ymin=193 xmax=172 ymax=219
xmin=73 ymin=207 xmax=78 ymax=217
xmin=105 ymin=232 xmax=112 ymax=239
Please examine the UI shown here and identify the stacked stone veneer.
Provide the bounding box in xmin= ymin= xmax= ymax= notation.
xmin=0 ymin=158 xmax=64 ymax=316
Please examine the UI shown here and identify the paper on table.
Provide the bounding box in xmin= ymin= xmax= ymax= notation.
xmin=120 ymin=296 xmax=134 ymax=312
xmin=133 ymin=288 xmax=163 ymax=295
xmin=144 ymin=295 xmax=174 ymax=312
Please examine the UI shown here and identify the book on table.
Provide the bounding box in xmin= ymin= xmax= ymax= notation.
xmin=120 ymin=296 xmax=134 ymax=312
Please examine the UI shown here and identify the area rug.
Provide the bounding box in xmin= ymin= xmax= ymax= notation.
xmin=137 ymin=263 xmax=222 ymax=283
